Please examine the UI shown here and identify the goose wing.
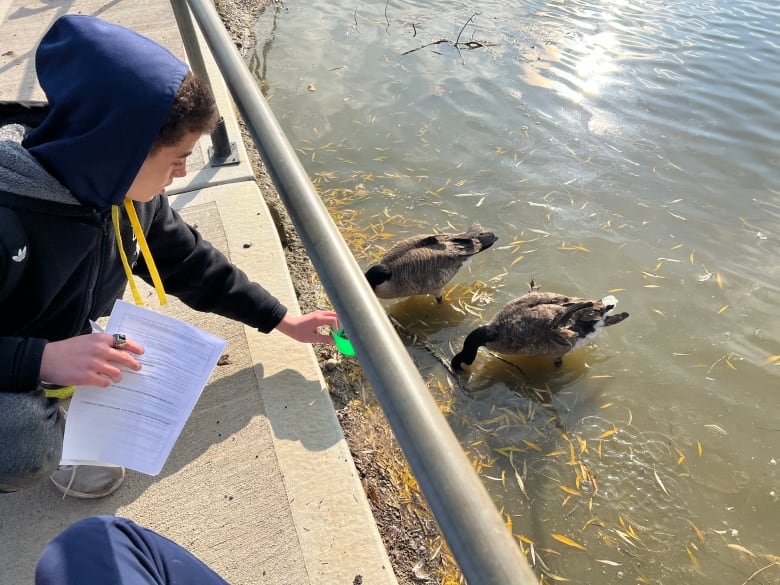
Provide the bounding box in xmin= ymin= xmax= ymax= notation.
xmin=380 ymin=234 xmax=449 ymax=264
xmin=489 ymin=294 xmax=589 ymax=354
xmin=379 ymin=243 xmax=470 ymax=295
xmin=381 ymin=223 xmax=496 ymax=263
xmin=373 ymin=224 xmax=497 ymax=298
xmin=482 ymin=288 xmax=627 ymax=362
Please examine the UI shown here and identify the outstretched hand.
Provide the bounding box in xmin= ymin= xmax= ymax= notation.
xmin=40 ymin=333 xmax=145 ymax=388
xmin=274 ymin=310 xmax=339 ymax=345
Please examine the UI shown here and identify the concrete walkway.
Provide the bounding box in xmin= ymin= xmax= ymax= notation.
xmin=0 ymin=2 xmax=397 ymax=584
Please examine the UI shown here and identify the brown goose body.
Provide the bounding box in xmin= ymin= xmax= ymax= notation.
xmin=451 ymin=283 xmax=629 ymax=370
xmin=365 ymin=222 xmax=498 ymax=303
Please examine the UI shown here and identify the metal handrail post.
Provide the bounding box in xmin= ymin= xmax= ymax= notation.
xmin=170 ymin=0 xmax=238 ymax=165
xmin=183 ymin=1 xmax=538 ymax=583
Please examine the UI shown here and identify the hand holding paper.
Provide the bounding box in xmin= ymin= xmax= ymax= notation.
xmin=61 ymin=300 xmax=226 ymax=475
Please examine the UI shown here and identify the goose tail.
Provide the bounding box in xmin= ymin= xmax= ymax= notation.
xmin=477 ymin=231 xmax=498 ymax=251
xmin=604 ymin=312 xmax=629 ymax=326
xmin=463 ymin=222 xmax=498 ymax=252
xmin=599 ymin=294 xmax=628 ymax=326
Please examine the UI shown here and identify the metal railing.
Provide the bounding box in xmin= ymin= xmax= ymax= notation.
xmin=170 ymin=0 xmax=239 ymax=166
xmin=176 ymin=1 xmax=538 ymax=583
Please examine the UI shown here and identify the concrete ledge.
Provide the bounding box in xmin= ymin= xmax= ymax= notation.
xmin=0 ymin=1 xmax=398 ymax=583
xmin=169 ymin=182 xmax=398 ymax=585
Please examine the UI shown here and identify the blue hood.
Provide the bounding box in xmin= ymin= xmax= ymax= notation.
xmin=23 ymin=15 xmax=189 ymax=210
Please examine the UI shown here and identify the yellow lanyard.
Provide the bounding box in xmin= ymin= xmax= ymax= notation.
xmin=111 ymin=200 xmax=167 ymax=306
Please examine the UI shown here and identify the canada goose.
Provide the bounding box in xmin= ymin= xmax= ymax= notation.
xmin=365 ymin=222 xmax=498 ymax=303
xmin=451 ymin=280 xmax=629 ymax=370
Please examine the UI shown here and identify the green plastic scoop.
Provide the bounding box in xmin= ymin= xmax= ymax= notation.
xmin=331 ymin=327 xmax=355 ymax=356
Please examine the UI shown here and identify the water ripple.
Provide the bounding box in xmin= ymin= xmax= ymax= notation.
xmin=253 ymin=1 xmax=780 ymax=581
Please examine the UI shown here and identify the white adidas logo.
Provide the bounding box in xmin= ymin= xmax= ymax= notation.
xmin=11 ymin=246 xmax=26 ymax=262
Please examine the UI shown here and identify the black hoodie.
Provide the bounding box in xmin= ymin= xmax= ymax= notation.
xmin=0 ymin=15 xmax=286 ymax=393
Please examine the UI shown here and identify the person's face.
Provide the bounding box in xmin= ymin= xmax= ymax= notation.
xmin=125 ymin=131 xmax=201 ymax=202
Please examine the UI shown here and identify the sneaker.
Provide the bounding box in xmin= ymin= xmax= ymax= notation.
xmin=49 ymin=465 xmax=126 ymax=499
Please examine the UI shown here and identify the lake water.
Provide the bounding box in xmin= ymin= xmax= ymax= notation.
xmin=248 ymin=0 xmax=780 ymax=582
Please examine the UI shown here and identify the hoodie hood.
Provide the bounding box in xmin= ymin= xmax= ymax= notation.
xmin=23 ymin=15 xmax=189 ymax=210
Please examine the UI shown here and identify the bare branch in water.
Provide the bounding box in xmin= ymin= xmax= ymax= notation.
xmin=455 ymin=13 xmax=477 ymax=46
xmin=402 ymin=39 xmax=450 ymax=56
xmin=401 ymin=12 xmax=491 ymax=60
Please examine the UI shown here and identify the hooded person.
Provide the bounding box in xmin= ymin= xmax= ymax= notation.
xmin=0 ymin=15 xmax=338 ymax=498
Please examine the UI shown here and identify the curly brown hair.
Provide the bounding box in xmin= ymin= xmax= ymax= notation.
xmin=152 ymin=71 xmax=218 ymax=152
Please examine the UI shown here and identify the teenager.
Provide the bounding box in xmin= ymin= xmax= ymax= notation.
xmin=0 ymin=15 xmax=338 ymax=498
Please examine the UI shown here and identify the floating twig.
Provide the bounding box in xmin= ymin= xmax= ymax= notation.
xmin=401 ymin=12 xmax=490 ymax=60
xmin=453 ymin=13 xmax=477 ymax=63
xmin=741 ymin=562 xmax=780 ymax=585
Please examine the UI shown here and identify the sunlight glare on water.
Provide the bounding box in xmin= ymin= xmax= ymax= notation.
xmin=249 ymin=0 xmax=780 ymax=582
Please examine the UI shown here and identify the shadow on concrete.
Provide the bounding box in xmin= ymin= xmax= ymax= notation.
xmin=0 ymin=360 xmax=340 ymax=579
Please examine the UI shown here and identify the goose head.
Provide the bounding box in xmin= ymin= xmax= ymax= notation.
xmin=364 ymin=264 xmax=392 ymax=294
xmin=451 ymin=325 xmax=493 ymax=372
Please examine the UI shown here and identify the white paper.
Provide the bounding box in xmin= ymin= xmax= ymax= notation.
xmin=61 ymin=300 xmax=226 ymax=475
